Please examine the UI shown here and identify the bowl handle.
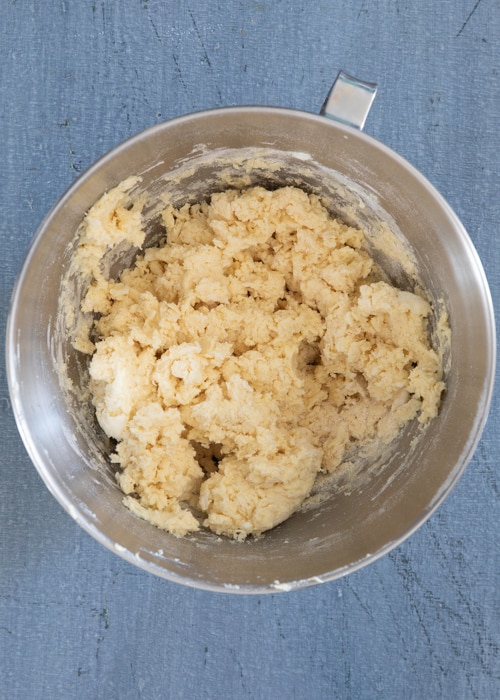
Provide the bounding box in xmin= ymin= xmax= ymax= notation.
xmin=320 ymin=71 xmax=377 ymax=130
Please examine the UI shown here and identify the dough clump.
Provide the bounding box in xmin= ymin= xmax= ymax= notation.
xmin=77 ymin=184 xmax=445 ymax=540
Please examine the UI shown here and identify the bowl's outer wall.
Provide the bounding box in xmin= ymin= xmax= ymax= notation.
xmin=6 ymin=108 xmax=496 ymax=592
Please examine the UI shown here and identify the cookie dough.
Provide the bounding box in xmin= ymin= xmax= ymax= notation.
xmin=75 ymin=184 xmax=445 ymax=540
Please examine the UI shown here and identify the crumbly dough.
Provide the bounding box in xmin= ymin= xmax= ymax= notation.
xmin=75 ymin=184 xmax=445 ymax=540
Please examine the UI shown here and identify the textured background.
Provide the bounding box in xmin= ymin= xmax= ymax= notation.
xmin=1 ymin=1 xmax=499 ymax=698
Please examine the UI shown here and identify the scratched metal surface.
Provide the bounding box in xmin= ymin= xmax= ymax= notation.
xmin=1 ymin=1 xmax=499 ymax=698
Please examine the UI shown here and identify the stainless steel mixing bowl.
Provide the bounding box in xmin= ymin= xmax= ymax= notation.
xmin=6 ymin=77 xmax=495 ymax=592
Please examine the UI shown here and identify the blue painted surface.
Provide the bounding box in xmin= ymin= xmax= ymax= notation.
xmin=1 ymin=1 xmax=499 ymax=698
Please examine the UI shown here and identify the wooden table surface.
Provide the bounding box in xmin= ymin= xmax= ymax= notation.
xmin=1 ymin=2 xmax=499 ymax=698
